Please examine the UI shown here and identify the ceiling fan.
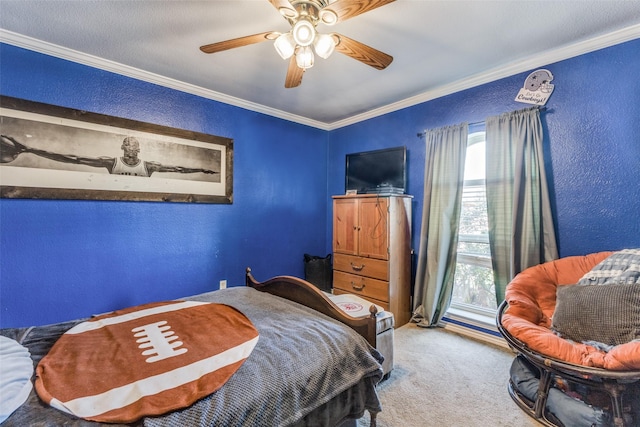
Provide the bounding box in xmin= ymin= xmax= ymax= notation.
xmin=199 ymin=0 xmax=395 ymax=88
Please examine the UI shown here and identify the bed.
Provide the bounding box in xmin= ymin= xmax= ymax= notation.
xmin=0 ymin=268 xmax=384 ymax=427
xmin=497 ymin=251 xmax=640 ymax=427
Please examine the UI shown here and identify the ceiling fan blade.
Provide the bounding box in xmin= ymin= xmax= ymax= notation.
xmin=266 ymin=0 xmax=297 ymax=18
xmin=323 ymin=0 xmax=396 ymax=23
xmin=200 ymin=32 xmax=275 ymax=54
xmin=333 ymin=34 xmax=393 ymax=70
xmin=285 ymin=57 xmax=304 ymax=88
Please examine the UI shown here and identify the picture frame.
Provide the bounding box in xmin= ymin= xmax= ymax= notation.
xmin=0 ymin=96 xmax=233 ymax=204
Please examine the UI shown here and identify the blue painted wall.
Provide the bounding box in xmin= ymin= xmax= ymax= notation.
xmin=0 ymin=44 xmax=329 ymax=327
xmin=2 ymin=38 xmax=639 ymax=328
xmin=327 ymin=38 xmax=640 ymax=264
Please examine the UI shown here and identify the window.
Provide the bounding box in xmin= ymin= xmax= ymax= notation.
xmin=450 ymin=131 xmax=497 ymax=315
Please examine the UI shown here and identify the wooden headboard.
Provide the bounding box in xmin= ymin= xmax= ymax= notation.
xmin=245 ymin=267 xmax=378 ymax=347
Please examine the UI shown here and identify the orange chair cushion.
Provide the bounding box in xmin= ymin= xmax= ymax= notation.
xmin=501 ymin=252 xmax=640 ymax=370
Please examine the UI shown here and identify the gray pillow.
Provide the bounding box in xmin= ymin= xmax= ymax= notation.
xmin=551 ymin=283 xmax=640 ymax=347
xmin=577 ymin=249 xmax=640 ymax=286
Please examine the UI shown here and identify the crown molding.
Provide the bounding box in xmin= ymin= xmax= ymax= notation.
xmin=2 ymin=24 xmax=639 ymax=132
xmin=0 ymin=29 xmax=332 ymax=131
xmin=326 ymin=23 xmax=640 ymax=130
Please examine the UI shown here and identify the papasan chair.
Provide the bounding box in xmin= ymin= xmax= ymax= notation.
xmin=497 ymin=250 xmax=640 ymax=427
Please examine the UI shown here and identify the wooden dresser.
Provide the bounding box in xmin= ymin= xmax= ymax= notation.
xmin=332 ymin=194 xmax=412 ymax=326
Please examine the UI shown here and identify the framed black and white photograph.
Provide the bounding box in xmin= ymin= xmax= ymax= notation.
xmin=0 ymin=96 xmax=233 ymax=204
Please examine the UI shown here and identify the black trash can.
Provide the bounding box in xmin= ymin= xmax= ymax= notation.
xmin=303 ymin=253 xmax=333 ymax=292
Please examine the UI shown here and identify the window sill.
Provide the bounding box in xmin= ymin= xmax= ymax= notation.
xmin=441 ymin=307 xmax=508 ymax=349
xmin=445 ymin=307 xmax=497 ymax=331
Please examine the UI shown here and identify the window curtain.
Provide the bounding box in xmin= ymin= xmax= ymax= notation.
xmin=412 ymin=123 xmax=468 ymax=327
xmin=485 ymin=107 xmax=558 ymax=304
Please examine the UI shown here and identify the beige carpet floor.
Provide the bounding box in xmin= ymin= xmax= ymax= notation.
xmin=357 ymin=323 xmax=540 ymax=427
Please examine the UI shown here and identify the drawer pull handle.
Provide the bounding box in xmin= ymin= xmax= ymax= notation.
xmin=351 ymin=282 xmax=365 ymax=291
xmin=350 ymin=262 xmax=365 ymax=271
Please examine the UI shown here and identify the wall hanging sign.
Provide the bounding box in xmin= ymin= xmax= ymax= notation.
xmin=515 ymin=69 xmax=555 ymax=106
xmin=0 ymin=96 xmax=233 ymax=204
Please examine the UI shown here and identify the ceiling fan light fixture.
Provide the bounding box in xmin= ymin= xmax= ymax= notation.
xmin=199 ymin=0 xmax=396 ymax=89
xmin=319 ymin=9 xmax=338 ymax=25
xmin=279 ymin=6 xmax=297 ymax=19
xmin=313 ymin=33 xmax=335 ymax=59
xmin=274 ymin=32 xmax=296 ymax=59
xmin=292 ymin=18 xmax=315 ymax=47
xmin=296 ymin=46 xmax=315 ymax=69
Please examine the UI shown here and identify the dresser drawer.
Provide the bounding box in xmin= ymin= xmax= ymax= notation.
xmin=333 ymin=253 xmax=389 ymax=281
xmin=333 ymin=270 xmax=390 ymax=303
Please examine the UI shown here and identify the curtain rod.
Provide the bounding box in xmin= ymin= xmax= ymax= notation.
xmin=416 ymin=106 xmax=546 ymax=138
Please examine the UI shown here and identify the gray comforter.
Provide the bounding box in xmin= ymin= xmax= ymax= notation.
xmin=1 ymin=287 xmax=383 ymax=427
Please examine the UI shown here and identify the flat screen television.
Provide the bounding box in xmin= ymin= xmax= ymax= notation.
xmin=345 ymin=146 xmax=406 ymax=194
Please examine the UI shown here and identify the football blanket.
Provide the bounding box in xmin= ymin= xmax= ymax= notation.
xmin=35 ymin=300 xmax=259 ymax=423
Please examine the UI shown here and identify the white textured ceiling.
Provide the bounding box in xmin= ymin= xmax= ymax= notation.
xmin=1 ymin=0 xmax=640 ymax=129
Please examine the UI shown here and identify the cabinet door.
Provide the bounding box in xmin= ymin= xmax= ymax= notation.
xmin=333 ymin=198 xmax=358 ymax=255
xmin=358 ymin=198 xmax=389 ymax=260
